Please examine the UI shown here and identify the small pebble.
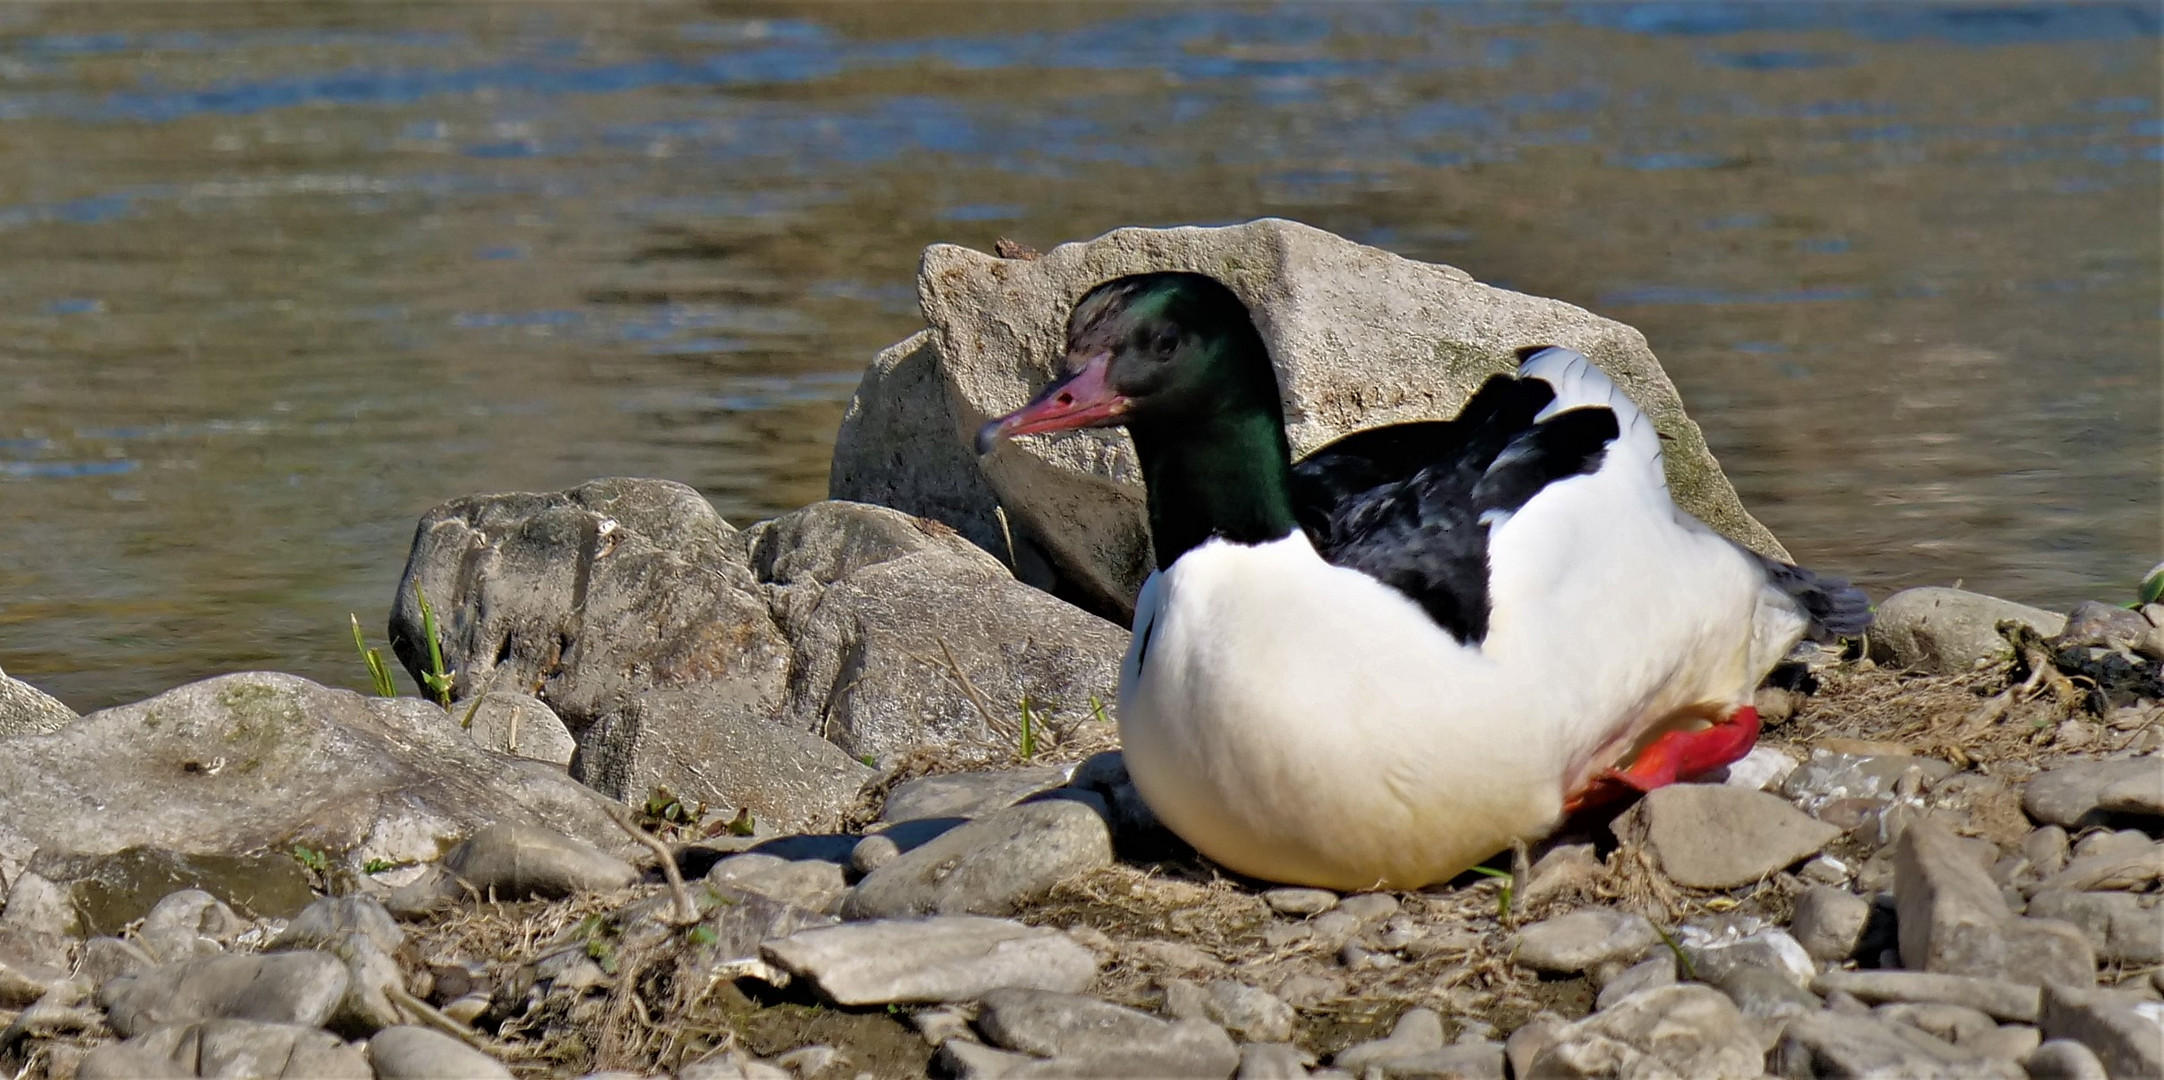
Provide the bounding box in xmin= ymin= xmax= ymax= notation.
xmin=1336 ymin=894 xmax=1399 ymax=925
xmin=1261 ymin=888 xmax=1336 ymax=916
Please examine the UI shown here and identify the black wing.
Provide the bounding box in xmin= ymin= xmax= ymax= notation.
xmin=1290 ymin=374 xmax=1618 ymax=643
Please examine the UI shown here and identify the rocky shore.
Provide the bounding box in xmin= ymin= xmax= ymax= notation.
xmin=2 ymin=223 xmax=2160 ymax=1080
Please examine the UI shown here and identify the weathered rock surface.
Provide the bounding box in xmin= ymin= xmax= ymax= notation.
xmin=459 ymin=691 xmax=577 ymax=767
xmin=843 ymin=797 xmax=1113 ymax=919
xmin=1676 ymin=922 xmax=1816 ymax=989
xmin=2026 ymin=1038 xmax=2111 ymax=1080
xmin=975 ymin=987 xmax=1239 ymax=1076
xmin=100 ymin=951 xmax=350 ymax=1037
xmin=0 ymin=673 xmax=635 ymax=877
xmin=1895 ymin=819 xmax=2095 ymax=986
xmin=1869 ymin=587 xmax=2068 ymax=674
xmin=1792 ymin=885 xmax=1874 ymax=962
xmin=393 ymin=483 xmax=1125 ymax=823
xmin=1614 ymin=783 xmax=1839 ymax=889
xmin=1812 ymin=971 xmax=2042 ymax=1023
xmin=1528 ymin=985 xmax=1762 ymax=1080
xmin=760 ymin=916 xmax=1097 ymax=1005
xmin=1512 ymin=908 xmax=1661 ymax=975
xmin=880 ymin=766 xmax=1074 ymax=823
xmin=444 ymin=824 xmax=640 ymax=901
xmin=1773 ymin=1011 xmax=2022 ymax=1079
xmin=834 ymin=219 xmax=1784 ymax=616
xmin=369 ymin=1025 xmax=515 ymax=1080
xmin=2026 ymin=757 xmax=2164 ymax=829
xmin=77 ymin=1019 xmax=370 ymax=1080
xmin=0 ymin=666 xmax=77 ymax=738
xmin=2026 ymin=890 xmax=2164 ymax=965
xmin=2038 ymin=985 xmax=2164 ymax=1080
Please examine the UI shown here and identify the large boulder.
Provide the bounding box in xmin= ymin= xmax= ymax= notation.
xmin=0 ymin=666 xmax=77 ymax=738
xmin=832 ymin=218 xmax=1785 ymax=617
xmin=0 ymin=672 xmax=637 ymax=889
xmin=392 ymin=482 xmax=1127 ymax=829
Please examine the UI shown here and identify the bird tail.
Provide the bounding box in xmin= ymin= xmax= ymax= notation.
xmin=1752 ymin=553 xmax=1873 ymax=641
xmin=1514 ymin=346 xmax=1665 ymax=492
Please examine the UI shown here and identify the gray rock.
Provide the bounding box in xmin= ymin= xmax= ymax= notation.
xmin=319 ymin=928 xmax=403 ymax=1036
xmin=1529 ymin=985 xmax=1762 ymax=1079
xmin=1261 ymin=888 xmax=1337 ymax=917
xmin=2026 ymin=1039 xmax=2110 ymax=1080
xmin=975 ymin=987 xmax=1180 ymax=1057
xmin=838 ymin=220 xmax=1784 ymax=618
xmin=1198 ymin=981 xmax=1296 ymax=1043
xmin=396 ymin=485 xmax=1126 ymax=789
xmin=100 ymin=951 xmax=350 ymax=1037
xmin=577 ymin=686 xmax=876 ymax=835
xmin=1613 ymin=783 xmax=1839 ymax=889
xmin=1714 ymin=965 xmax=1822 ymax=1020
xmin=1504 ymin=1014 xmax=1566 ymax=1080
xmin=935 ymin=1039 xmax=1037 ymax=1080
xmin=0 ymin=928 xmax=70 ymax=1008
xmin=995 ymin=1020 xmax=1238 ymax=1079
xmin=1334 ymin=1007 xmax=1445 ymax=1073
xmin=761 ymin=916 xmax=1097 ymax=1005
xmin=1793 ymin=886 xmax=1874 ymax=962
xmin=2 ymin=871 xmax=80 ymax=938
xmin=2024 ymin=826 xmax=2072 ymax=877
xmin=1812 ymin=971 xmax=2042 ymax=1023
xmin=2070 ymin=829 xmax=2152 ymax=861
xmin=368 ymin=1025 xmax=514 ymax=1080
xmin=718 ymin=858 xmax=849 ymax=914
xmin=1781 ymin=750 xmax=1958 ymax=817
xmin=1895 ymin=819 xmax=2094 ymax=986
xmin=1063 ymin=751 xmax=1163 ymax=838
xmin=678 ymin=1051 xmax=792 ymax=1080
xmin=1595 ymin=956 xmax=1676 ymax=1011
xmin=2027 ymin=757 xmax=2164 ymax=829
xmin=1512 ymin=907 xmax=1661 ymax=975
xmin=458 ymin=691 xmax=577 ymax=767
xmin=2035 ymin=842 xmax=2164 ymax=894
xmin=843 ymin=797 xmax=1113 ymax=919
xmin=441 ymin=823 xmax=639 ymax=901
xmin=271 ymin=896 xmax=403 ymax=956
xmin=1677 ymin=922 xmax=1816 ymax=989
xmin=1337 ymin=894 xmax=1399 ymax=925
xmin=79 ymin=936 xmax=158 ymax=988
xmin=78 ymin=1019 xmax=371 ymax=1080
xmin=1772 ymin=1011 xmax=2022 ymax=1079
xmin=771 ymin=1046 xmax=839 ymax=1076
xmin=1872 ymin=1002 xmax=1998 ymax=1046
xmin=1237 ymin=1043 xmax=1313 ymax=1080
xmin=2027 ymin=890 xmax=2164 ymax=965
xmin=881 ymin=767 xmax=1073 ymax=823
xmin=0 ymin=665 xmax=77 ymax=738
xmin=2038 ymin=984 xmax=2164 ymax=1080
xmin=850 ymin=833 xmax=901 ymax=876
xmin=140 ymin=890 xmax=245 ymax=964
xmin=0 ymin=673 xmax=637 ymax=874
xmin=2057 ymin=601 xmax=2158 ymax=651
xmin=1868 ymin=588 xmax=2067 ymax=674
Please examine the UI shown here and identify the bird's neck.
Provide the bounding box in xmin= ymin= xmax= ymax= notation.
xmin=1129 ymin=405 xmax=1299 ymax=569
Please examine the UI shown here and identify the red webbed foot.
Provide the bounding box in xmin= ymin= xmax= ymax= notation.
xmin=1561 ymin=705 xmax=1763 ymax=815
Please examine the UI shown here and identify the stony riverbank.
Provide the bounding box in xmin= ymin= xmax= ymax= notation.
xmin=3 ymin=223 xmax=2160 ymax=1079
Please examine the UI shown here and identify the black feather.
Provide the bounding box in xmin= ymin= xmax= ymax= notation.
xmin=1290 ymin=375 xmax=1619 ymax=643
xmin=1752 ymin=554 xmax=1874 ymax=641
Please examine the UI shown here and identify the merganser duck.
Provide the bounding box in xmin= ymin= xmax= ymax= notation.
xmin=977 ymin=272 xmax=1869 ymax=890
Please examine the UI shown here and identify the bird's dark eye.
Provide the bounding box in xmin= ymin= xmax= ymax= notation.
xmin=1151 ymin=327 xmax=1179 ymax=355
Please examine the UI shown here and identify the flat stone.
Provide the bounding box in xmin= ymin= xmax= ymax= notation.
xmin=2034 ymin=843 xmax=2164 ymax=893
xmin=2025 ymin=757 xmax=2164 ymax=829
xmin=1512 ymin=908 xmax=1661 ymax=975
xmin=839 ymin=219 xmax=1786 ymax=619
xmin=1237 ymin=1043 xmax=1313 ymax=1080
xmin=1713 ymin=965 xmax=1822 ymax=1020
xmin=1895 ymin=819 xmax=2094 ymax=986
xmin=1721 ymin=744 xmax=1799 ymax=792
xmin=1614 ymin=783 xmax=1838 ymax=889
xmin=1334 ymin=1007 xmax=1446 ymax=1073
xmin=1677 ymin=923 xmax=1815 ymax=989
xmin=78 ymin=1019 xmax=371 ymax=1080
xmin=717 ymin=858 xmax=849 ymax=914
xmin=79 ymin=936 xmax=157 ymax=988
xmin=0 ymin=929 xmax=69 ymax=1008
xmin=1595 ymin=956 xmax=1676 ymax=1011
xmin=1812 ymin=971 xmax=2042 ymax=1023
xmin=2027 ymin=890 xmax=2164 ymax=966
xmin=761 ymin=916 xmax=1096 ymax=1005
xmin=2024 ymin=826 xmax=2072 ymax=877
xmin=934 ymin=1039 xmax=1036 ymax=1080
xmin=1353 ymin=1043 xmax=1505 ymax=1079
xmin=2038 ymin=984 xmax=2164 ymax=1080
xmin=369 ymin=1025 xmax=515 ymax=1080
xmin=1200 ymin=981 xmax=1296 ymax=1043
xmin=443 ymin=823 xmax=640 ymax=900
xmin=1868 ymin=587 xmax=2067 ymax=674
xmin=319 ymin=929 xmax=404 ymax=1036
xmin=1337 ymin=894 xmax=1399 ymax=925
xmin=99 ymin=951 xmax=350 ymax=1037
xmin=1063 ymin=751 xmax=1164 ymax=838
xmin=1 ymin=871 xmax=80 ymax=938
xmin=1529 ymin=985 xmax=1762 ymax=1080
xmin=1872 ymin=1002 xmax=1998 ymax=1046
xmin=976 ymin=988 xmax=1173 ymax=1057
xmin=459 ymin=691 xmax=577 ymax=767
xmin=1793 ymin=886 xmax=1874 ymax=962
xmin=1261 ymin=888 xmax=1337 ymax=916
xmin=2025 ymin=1039 xmax=2110 ymax=1080
xmin=270 ymin=896 xmax=404 ymax=956
xmin=842 ymin=797 xmax=1112 ymax=919
xmin=880 ymin=767 xmax=1073 ymax=823
xmin=1782 ymin=750 xmax=1957 ymax=816
xmin=1772 ymin=1011 xmax=2022 ymax=1079
xmin=850 ymin=833 xmax=901 ymax=876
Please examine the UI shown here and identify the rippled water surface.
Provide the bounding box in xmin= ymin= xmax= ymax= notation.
xmin=1 ymin=3 xmax=2156 ymax=709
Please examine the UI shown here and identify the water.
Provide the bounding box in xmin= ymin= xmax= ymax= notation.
xmin=0 ymin=2 xmax=2155 ymax=711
